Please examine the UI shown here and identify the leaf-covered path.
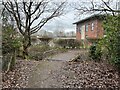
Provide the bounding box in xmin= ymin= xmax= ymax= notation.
xmin=2 ymin=50 xmax=120 ymax=88
xmin=27 ymin=50 xmax=83 ymax=88
xmin=26 ymin=50 xmax=120 ymax=88
xmin=46 ymin=50 xmax=85 ymax=61
xmin=27 ymin=60 xmax=64 ymax=88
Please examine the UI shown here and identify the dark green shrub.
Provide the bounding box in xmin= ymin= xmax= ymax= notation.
xmin=98 ymin=15 xmax=120 ymax=69
xmin=89 ymin=45 xmax=96 ymax=60
xmin=89 ymin=44 xmax=102 ymax=61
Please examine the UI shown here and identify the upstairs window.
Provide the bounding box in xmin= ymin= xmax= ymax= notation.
xmin=91 ymin=22 xmax=94 ymax=31
xmin=85 ymin=24 xmax=88 ymax=32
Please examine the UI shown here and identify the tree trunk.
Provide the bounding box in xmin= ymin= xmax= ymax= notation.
xmin=22 ymin=35 xmax=31 ymax=59
xmin=23 ymin=46 xmax=28 ymax=59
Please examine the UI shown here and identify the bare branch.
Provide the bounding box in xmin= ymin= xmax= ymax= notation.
xmin=3 ymin=0 xmax=67 ymax=37
xmin=101 ymin=0 xmax=115 ymax=15
xmin=30 ymin=1 xmax=66 ymax=34
xmin=30 ymin=1 xmax=43 ymax=15
xmin=74 ymin=0 xmax=120 ymax=16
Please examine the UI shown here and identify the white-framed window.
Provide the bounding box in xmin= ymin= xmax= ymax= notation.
xmin=85 ymin=24 xmax=88 ymax=32
xmin=91 ymin=22 xmax=94 ymax=31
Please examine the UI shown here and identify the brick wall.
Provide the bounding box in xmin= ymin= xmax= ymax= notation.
xmin=76 ymin=19 xmax=104 ymax=41
xmin=76 ymin=24 xmax=81 ymax=41
xmin=85 ymin=20 xmax=98 ymax=39
xmin=97 ymin=20 xmax=104 ymax=38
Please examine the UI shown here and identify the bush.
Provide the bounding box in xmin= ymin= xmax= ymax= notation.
xmin=29 ymin=45 xmax=50 ymax=52
xmin=55 ymin=39 xmax=80 ymax=49
xmin=89 ymin=44 xmax=102 ymax=61
xmin=29 ymin=45 xmax=50 ymax=60
xmin=97 ymin=15 xmax=120 ymax=69
xmin=29 ymin=45 xmax=67 ymax=61
xmin=2 ymin=26 xmax=22 ymax=71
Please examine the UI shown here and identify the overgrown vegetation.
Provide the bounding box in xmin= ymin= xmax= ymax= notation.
xmin=2 ymin=26 xmax=22 ymax=72
xmin=2 ymin=8 xmax=22 ymax=72
xmin=89 ymin=15 xmax=120 ymax=69
xmin=101 ymin=15 xmax=120 ymax=68
xmin=29 ymin=45 xmax=50 ymax=60
xmin=54 ymin=39 xmax=81 ymax=49
xmin=89 ymin=44 xmax=102 ymax=61
xmin=3 ymin=1 xmax=67 ymax=59
xmin=29 ymin=44 xmax=67 ymax=60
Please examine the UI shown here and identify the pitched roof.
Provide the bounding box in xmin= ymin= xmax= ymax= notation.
xmin=73 ymin=14 xmax=103 ymax=24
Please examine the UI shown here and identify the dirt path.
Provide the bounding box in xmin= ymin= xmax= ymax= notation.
xmin=46 ymin=50 xmax=86 ymax=61
xmin=27 ymin=50 xmax=82 ymax=88
xmin=27 ymin=60 xmax=65 ymax=88
xmin=26 ymin=50 xmax=119 ymax=88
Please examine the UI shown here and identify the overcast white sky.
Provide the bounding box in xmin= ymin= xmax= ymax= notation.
xmin=38 ymin=0 xmax=82 ymax=34
xmin=38 ymin=0 xmax=78 ymax=34
xmin=37 ymin=0 xmax=119 ymax=34
xmin=1 ymin=0 xmax=119 ymax=34
xmin=41 ymin=9 xmax=77 ymax=33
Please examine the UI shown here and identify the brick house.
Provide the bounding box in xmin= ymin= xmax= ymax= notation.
xmin=73 ymin=14 xmax=104 ymax=47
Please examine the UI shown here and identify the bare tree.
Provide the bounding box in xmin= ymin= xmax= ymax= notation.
xmin=73 ymin=0 xmax=120 ymax=17
xmin=3 ymin=0 xmax=67 ymax=58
